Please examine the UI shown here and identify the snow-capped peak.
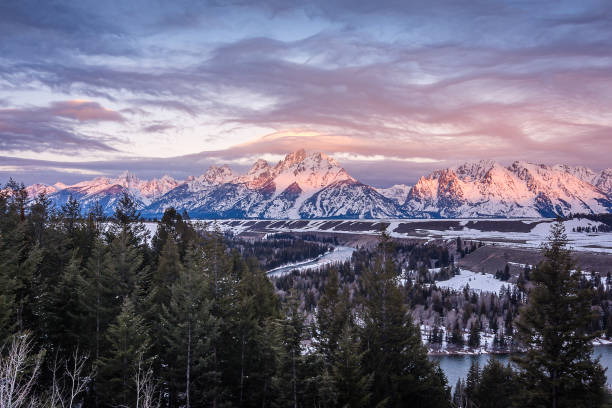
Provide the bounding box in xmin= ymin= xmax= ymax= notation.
xmin=25 ymin=183 xmax=58 ymax=198
xmin=235 ymin=159 xmax=273 ymax=188
xmin=375 ymin=184 xmax=412 ymax=205
xmin=136 ymin=175 xmax=180 ymax=200
xmin=271 ymin=149 xmax=354 ymax=195
xmin=188 ymin=164 xmax=234 ymax=191
xmin=454 ymin=160 xmax=498 ymax=181
xmin=275 ymin=149 xmax=307 ymax=171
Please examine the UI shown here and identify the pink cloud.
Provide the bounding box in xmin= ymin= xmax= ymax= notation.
xmin=48 ymin=100 xmax=125 ymax=122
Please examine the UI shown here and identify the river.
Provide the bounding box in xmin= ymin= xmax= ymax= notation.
xmin=431 ymin=346 xmax=612 ymax=390
xmin=266 ymin=246 xmax=355 ymax=277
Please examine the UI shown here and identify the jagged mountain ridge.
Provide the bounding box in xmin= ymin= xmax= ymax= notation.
xmin=40 ymin=172 xmax=180 ymax=214
xmin=27 ymin=151 xmax=612 ymax=218
xmin=405 ymin=160 xmax=612 ymax=218
xmin=140 ymin=149 xmax=387 ymax=218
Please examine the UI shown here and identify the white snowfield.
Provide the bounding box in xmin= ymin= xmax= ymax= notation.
xmin=433 ymin=269 xmax=515 ymax=295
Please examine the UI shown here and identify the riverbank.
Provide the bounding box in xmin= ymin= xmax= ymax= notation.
xmin=427 ymin=337 xmax=612 ymax=356
xmin=432 ymin=345 xmax=612 ymax=390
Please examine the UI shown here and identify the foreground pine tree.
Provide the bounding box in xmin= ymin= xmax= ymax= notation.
xmin=514 ymin=220 xmax=606 ymax=407
xmin=360 ymin=232 xmax=450 ymax=407
xmin=161 ymin=245 xmax=218 ymax=408
xmin=97 ymin=298 xmax=152 ymax=407
xmin=475 ymin=359 xmax=515 ymax=408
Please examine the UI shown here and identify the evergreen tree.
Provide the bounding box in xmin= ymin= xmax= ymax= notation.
xmin=0 ymin=262 xmax=16 ymax=343
xmin=47 ymin=253 xmax=88 ymax=353
xmin=450 ymin=319 xmax=464 ymax=348
xmin=232 ymin=257 xmax=280 ymax=407
xmin=272 ymin=295 xmax=306 ymax=408
xmin=201 ymin=230 xmax=239 ymax=407
xmin=60 ymin=195 xmax=81 ymax=239
xmin=514 ymin=220 xmax=606 ymax=407
xmin=467 ymin=320 xmax=480 ymax=349
xmin=28 ymin=192 xmax=53 ymax=247
xmin=452 ymin=378 xmax=465 ymax=408
xmin=161 ymin=245 xmax=218 ymax=408
xmin=146 ymin=237 xmax=183 ymax=338
xmin=108 ymin=229 xmax=146 ymax=301
xmin=315 ymin=269 xmax=351 ymax=364
xmin=360 ymin=232 xmax=450 ymax=407
xmin=107 ymin=192 xmax=148 ymax=248
xmin=474 ymin=359 xmax=515 ymax=408
xmin=79 ymin=238 xmax=120 ymax=360
xmin=332 ymin=324 xmax=372 ymax=408
xmin=98 ymin=298 xmax=151 ymax=407
xmin=151 ymin=207 xmax=197 ymax=264
xmin=464 ymin=360 xmax=480 ymax=408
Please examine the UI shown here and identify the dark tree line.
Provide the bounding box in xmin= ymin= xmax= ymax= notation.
xmin=0 ymin=181 xmax=450 ymax=407
xmin=225 ymin=233 xmax=332 ymax=270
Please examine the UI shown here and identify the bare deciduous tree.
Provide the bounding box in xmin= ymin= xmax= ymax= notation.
xmin=48 ymin=348 xmax=94 ymax=408
xmin=0 ymin=333 xmax=42 ymax=408
xmin=134 ymin=355 xmax=160 ymax=408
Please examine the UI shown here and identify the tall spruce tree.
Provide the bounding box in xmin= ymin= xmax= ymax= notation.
xmin=79 ymin=237 xmax=120 ymax=360
xmin=161 ymin=245 xmax=218 ymax=408
xmin=98 ymin=297 xmax=151 ymax=407
xmin=272 ymin=295 xmax=306 ymax=408
xmin=360 ymin=231 xmax=450 ymax=407
xmin=108 ymin=230 xmax=146 ymax=302
xmin=201 ymin=230 xmax=241 ymax=407
xmin=316 ymin=269 xmax=351 ymax=364
xmin=464 ymin=360 xmax=480 ymax=408
xmin=231 ymin=257 xmax=280 ymax=407
xmin=332 ymin=323 xmax=372 ymax=408
xmin=514 ymin=220 xmax=606 ymax=407
xmin=146 ymin=236 xmax=183 ymax=338
xmin=47 ymin=253 xmax=88 ymax=353
xmin=473 ymin=359 xmax=515 ymax=408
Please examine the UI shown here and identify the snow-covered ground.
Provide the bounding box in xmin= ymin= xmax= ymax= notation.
xmin=267 ymin=246 xmax=355 ymax=277
xmin=420 ymin=324 xmax=500 ymax=355
xmin=434 ymin=269 xmax=515 ymax=295
xmin=413 ymin=218 xmax=612 ymax=254
xmin=143 ymin=222 xmax=158 ymax=241
xmin=195 ymin=217 xmax=612 ymax=254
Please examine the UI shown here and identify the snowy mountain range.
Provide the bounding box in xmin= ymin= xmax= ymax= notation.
xmin=25 ymin=150 xmax=612 ymax=219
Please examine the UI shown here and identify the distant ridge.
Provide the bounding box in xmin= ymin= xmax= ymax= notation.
xmin=25 ymin=150 xmax=612 ymax=219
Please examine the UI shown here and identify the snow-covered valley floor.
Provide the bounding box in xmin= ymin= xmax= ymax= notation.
xmin=433 ymin=269 xmax=515 ymax=295
xmin=186 ymin=217 xmax=612 ymax=254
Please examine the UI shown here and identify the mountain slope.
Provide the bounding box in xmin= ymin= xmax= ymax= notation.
xmin=300 ymin=180 xmax=402 ymax=218
xmin=375 ymin=184 xmax=411 ymax=205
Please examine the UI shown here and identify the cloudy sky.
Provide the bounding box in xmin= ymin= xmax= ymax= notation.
xmin=2 ymin=0 xmax=612 ymax=187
